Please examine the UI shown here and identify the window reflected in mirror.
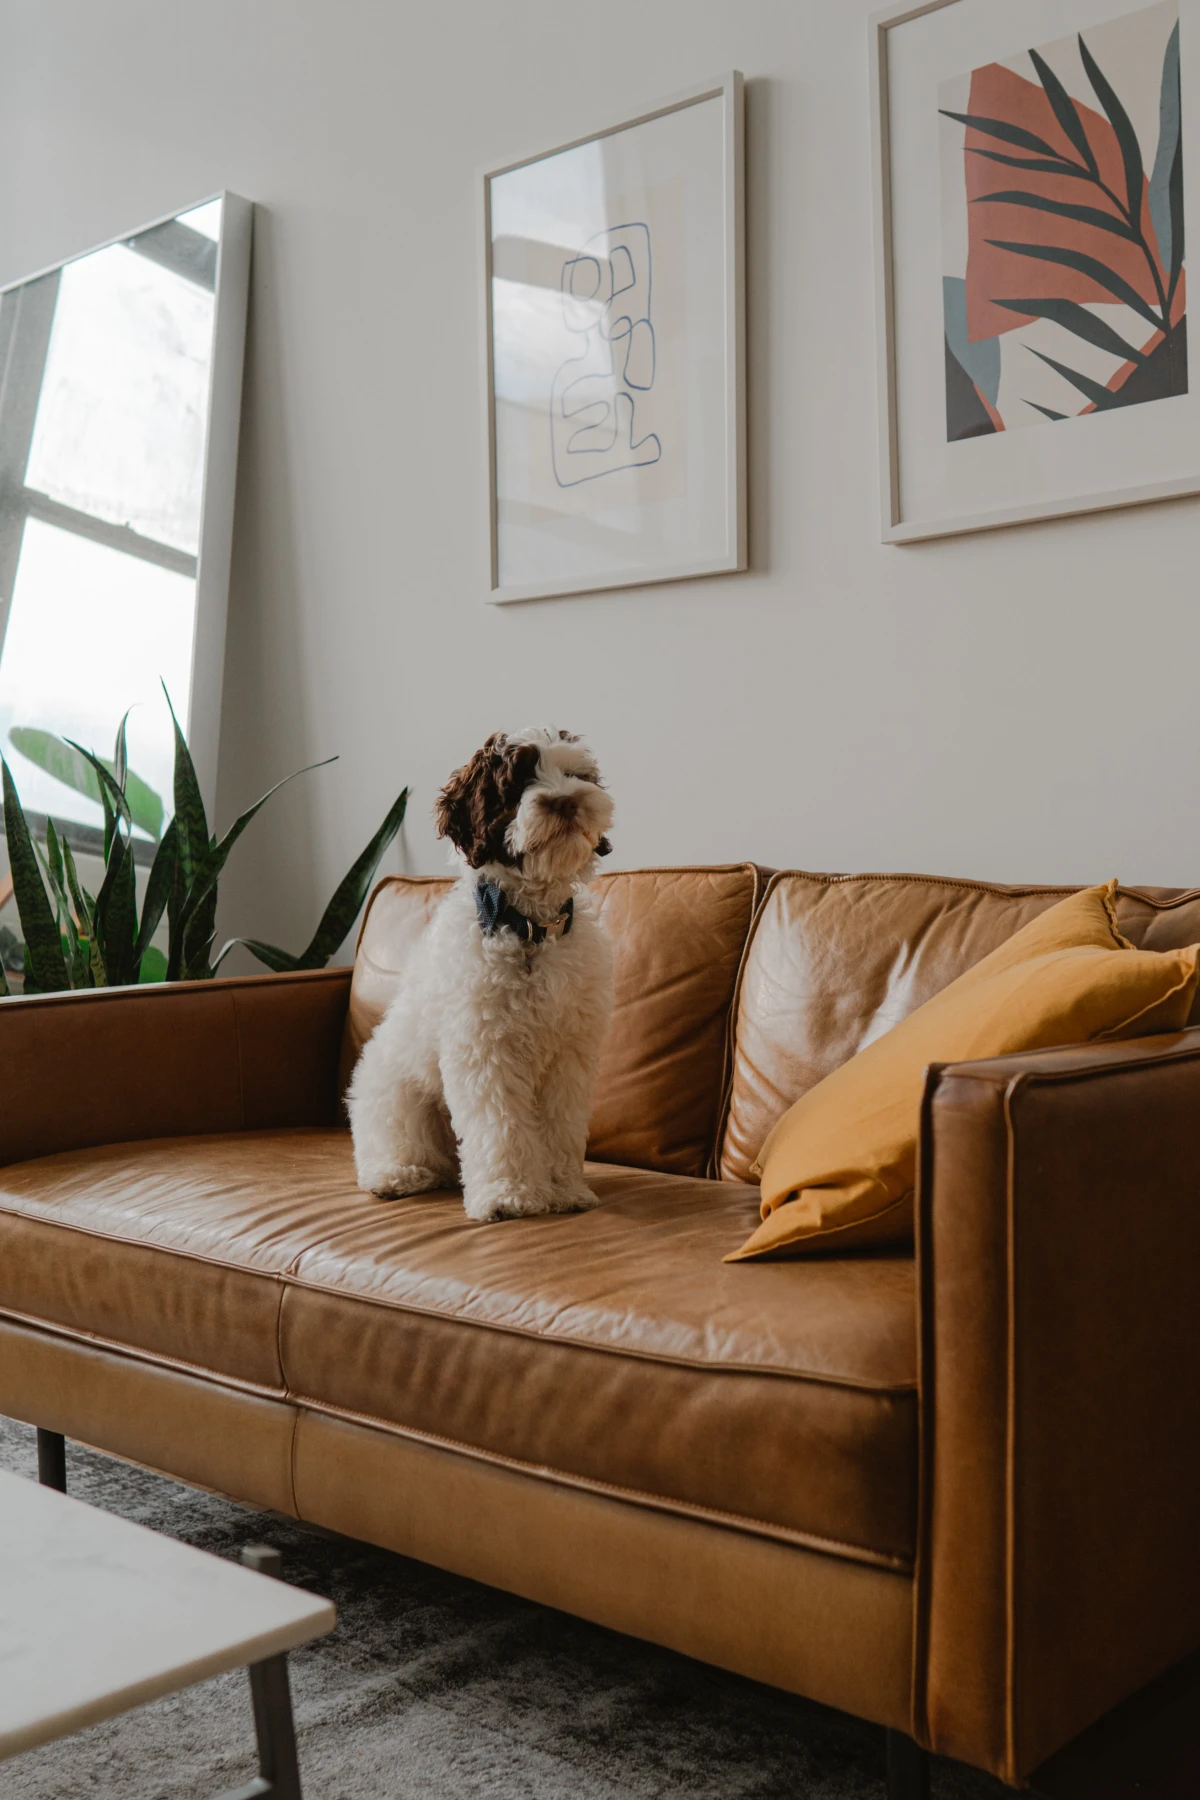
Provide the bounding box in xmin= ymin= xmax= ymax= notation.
xmin=0 ymin=198 xmax=226 ymax=848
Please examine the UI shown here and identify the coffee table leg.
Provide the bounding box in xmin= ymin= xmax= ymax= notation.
xmin=36 ymin=1429 xmax=66 ymax=1492
xmin=247 ymin=1652 xmax=303 ymax=1800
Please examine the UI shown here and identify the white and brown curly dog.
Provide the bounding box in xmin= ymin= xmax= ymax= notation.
xmin=348 ymin=727 xmax=615 ymax=1221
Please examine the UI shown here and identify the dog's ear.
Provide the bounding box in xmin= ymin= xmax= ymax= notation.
xmin=434 ymin=732 xmax=541 ymax=867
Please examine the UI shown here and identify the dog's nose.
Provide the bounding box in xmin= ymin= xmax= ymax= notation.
xmin=540 ymin=792 xmax=580 ymax=819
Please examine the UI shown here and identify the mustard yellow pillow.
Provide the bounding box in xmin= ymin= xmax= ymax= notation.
xmin=727 ymin=882 xmax=1199 ymax=1263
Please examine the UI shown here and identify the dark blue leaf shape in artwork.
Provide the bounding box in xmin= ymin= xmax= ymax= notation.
xmin=991 ymin=296 xmax=1148 ymax=364
xmin=939 ymin=110 xmax=1065 ymax=159
xmin=1078 ymin=32 xmax=1145 ymax=225
xmin=1027 ymin=347 xmax=1121 ymax=410
xmin=1028 ymin=47 xmax=1098 ymax=175
xmin=1149 ymin=21 xmax=1182 ymax=279
xmin=985 ymin=238 xmax=1162 ymax=329
xmin=972 ymin=189 xmax=1135 ymax=241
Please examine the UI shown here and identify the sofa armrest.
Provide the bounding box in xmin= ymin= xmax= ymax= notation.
xmin=0 ymin=967 xmax=351 ymax=1168
xmin=915 ymin=1028 xmax=1200 ymax=1786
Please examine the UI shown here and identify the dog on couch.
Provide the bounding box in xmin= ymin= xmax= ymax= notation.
xmin=348 ymin=727 xmax=615 ymax=1221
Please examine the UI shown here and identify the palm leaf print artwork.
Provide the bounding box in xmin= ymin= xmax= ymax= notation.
xmin=939 ymin=1 xmax=1185 ymax=441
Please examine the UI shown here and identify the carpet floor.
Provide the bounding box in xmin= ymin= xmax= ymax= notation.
xmin=0 ymin=1416 xmax=1009 ymax=1800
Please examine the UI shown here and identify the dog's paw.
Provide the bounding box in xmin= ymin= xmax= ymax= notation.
xmin=462 ymin=1182 xmax=555 ymax=1222
xmin=360 ymin=1163 xmax=453 ymax=1200
xmin=544 ymin=1180 xmax=601 ymax=1214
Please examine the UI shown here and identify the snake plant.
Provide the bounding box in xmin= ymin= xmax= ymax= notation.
xmin=0 ymin=690 xmax=407 ymax=997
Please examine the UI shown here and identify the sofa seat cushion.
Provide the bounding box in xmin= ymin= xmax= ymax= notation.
xmin=0 ymin=1128 xmax=917 ymax=1569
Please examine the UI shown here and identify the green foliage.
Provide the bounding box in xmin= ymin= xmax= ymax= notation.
xmin=1 ymin=694 xmax=408 ymax=996
xmin=8 ymin=725 xmax=165 ymax=841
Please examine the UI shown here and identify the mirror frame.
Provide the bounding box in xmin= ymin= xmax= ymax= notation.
xmin=0 ymin=190 xmax=253 ymax=829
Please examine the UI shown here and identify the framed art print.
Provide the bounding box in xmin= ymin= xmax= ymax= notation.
xmin=872 ymin=0 xmax=1198 ymax=541
xmin=482 ymin=72 xmax=745 ymax=603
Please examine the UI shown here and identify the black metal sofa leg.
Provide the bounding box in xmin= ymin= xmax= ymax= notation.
xmin=36 ymin=1428 xmax=66 ymax=1492
xmin=886 ymin=1730 xmax=930 ymax=1799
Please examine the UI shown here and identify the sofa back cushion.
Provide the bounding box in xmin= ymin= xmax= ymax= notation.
xmin=718 ymin=872 xmax=1200 ymax=1183
xmin=342 ymin=865 xmax=763 ymax=1178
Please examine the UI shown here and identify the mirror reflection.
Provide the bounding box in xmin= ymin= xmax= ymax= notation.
xmin=0 ymin=198 xmax=224 ymax=848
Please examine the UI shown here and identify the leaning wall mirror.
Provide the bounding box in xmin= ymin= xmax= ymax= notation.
xmin=0 ymin=192 xmax=251 ymax=871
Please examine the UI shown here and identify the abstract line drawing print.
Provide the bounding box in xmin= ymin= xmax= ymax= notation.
xmin=550 ymin=222 xmax=663 ymax=486
xmin=939 ymin=0 xmax=1186 ymax=443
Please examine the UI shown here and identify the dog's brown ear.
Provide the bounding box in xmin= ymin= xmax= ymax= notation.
xmin=434 ymin=732 xmax=541 ymax=867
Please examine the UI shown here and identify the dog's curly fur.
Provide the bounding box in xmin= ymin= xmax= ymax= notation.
xmin=347 ymin=727 xmax=615 ymax=1221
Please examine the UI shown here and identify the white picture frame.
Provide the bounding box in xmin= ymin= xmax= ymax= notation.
xmin=872 ymin=0 xmax=1197 ymax=543
xmin=482 ymin=72 xmax=746 ymax=604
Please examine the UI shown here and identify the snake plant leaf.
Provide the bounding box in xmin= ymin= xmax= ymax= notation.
xmin=991 ymin=296 xmax=1148 ymax=363
xmin=2 ymin=758 xmax=68 ymax=992
xmin=1077 ymin=34 xmax=1144 ymax=227
xmin=113 ymin=710 xmax=130 ymax=793
xmin=8 ymin=729 xmax=103 ymax=808
xmin=94 ymin=829 xmax=139 ymax=987
xmin=212 ymin=785 xmax=409 ymax=976
xmin=0 ymin=956 xmax=7 ymax=997
xmin=136 ymin=818 xmax=178 ymax=961
xmin=165 ymin=829 xmax=188 ymax=981
xmin=22 ymin=942 xmax=42 ymax=995
xmin=61 ymin=836 xmax=94 ymax=935
xmin=44 ymin=816 xmax=65 ymax=900
xmin=971 ymin=190 xmax=1135 ymax=241
xmin=64 ymin=740 xmax=132 ymax=836
xmin=939 ymin=109 xmax=1064 ymax=159
xmin=294 ymin=785 xmax=409 ymax=968
xmin=138 ymin=945 xmax=168 ymax=984
xmin=180 ymin=882 xmax=219 ymax=980
xmin=36 ymin=822 xmax=89 ymax=989
xmin=9 ymin=729 xmax=162 ymax=842
xmin=162 ymin=683 xmax=209 ymax=890
xmin=984 ymin=239 xmax=1163 ymax=329
xmin=1029 ymin=48 xmax=1098 ymax=176
xmin=212 ymin=936 xmax=300 ymax=974
xmin=183 ymin=757 xmax=340 ymax=932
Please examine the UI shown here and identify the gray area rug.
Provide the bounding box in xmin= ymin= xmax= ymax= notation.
xmin=0 ymin=1416 xmax=1006 ymax=1799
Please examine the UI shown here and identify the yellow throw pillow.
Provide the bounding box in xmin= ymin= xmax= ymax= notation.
xmin=727 ymin=882 xmax=1199 ymax=1263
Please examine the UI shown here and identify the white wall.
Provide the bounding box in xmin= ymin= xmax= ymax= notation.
xmin=2 ymin=0 xmax=1198 ymax=967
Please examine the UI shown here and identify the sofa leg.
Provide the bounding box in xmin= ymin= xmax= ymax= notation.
xmin=886 ymin=1729 xmax=930 ymax=1800
xmin=36 ymin=1428 xmax=66 ymax=1492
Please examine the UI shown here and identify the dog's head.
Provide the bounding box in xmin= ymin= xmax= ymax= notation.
xmin=435 ymin=728 xmax=613 ymax=879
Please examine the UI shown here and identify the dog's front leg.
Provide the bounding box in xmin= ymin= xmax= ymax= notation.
xmin=539 ymin=1035 xmax=602 ymax=1213
xmin=441 ymin=1032 xmax=554 ymax=1221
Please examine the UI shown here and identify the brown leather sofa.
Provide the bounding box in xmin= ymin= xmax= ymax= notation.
xmin=4 ymin=863 xmax=1200 ymax=1795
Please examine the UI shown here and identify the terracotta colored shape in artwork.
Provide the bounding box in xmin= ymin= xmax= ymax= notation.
xmin=962 ymin=61 xmax=1165 ymax=344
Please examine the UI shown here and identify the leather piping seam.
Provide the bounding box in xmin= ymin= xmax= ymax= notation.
xmin=947 ymin=1035 xmax=1200 ymax=1087
xmin=0 ymin=964 xmax=351 ymax=1014
xmin=291 ymin=1393 xmax=914 ymax=1572
xmin=909 ymin=1062 xmax=945 ymax=1750
xmin=276 ymin=1271 xmax=918 ymax=1394
xmin=0 ymin=1204 xmax=306 ymax=1288
xmin=756 ymin=871 xmax=1200 ymax=904
xmin=0 ymin=1208 xmax=918 ymax=1395
xmin=710 ymin=864 xmax=768 ymax=1180
xmin=0 ymin=1305 xmax=288 ymax=1400
xmin=1002 ymin=1075 xmax=1025 ymax=1788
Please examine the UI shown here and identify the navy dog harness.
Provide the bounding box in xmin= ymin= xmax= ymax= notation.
xmin=475 ymin=881 xmax=573 ymax=945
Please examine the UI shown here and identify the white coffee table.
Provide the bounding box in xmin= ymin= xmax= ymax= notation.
xmin=0 ymin=1464 xmax=335 ymax=1797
